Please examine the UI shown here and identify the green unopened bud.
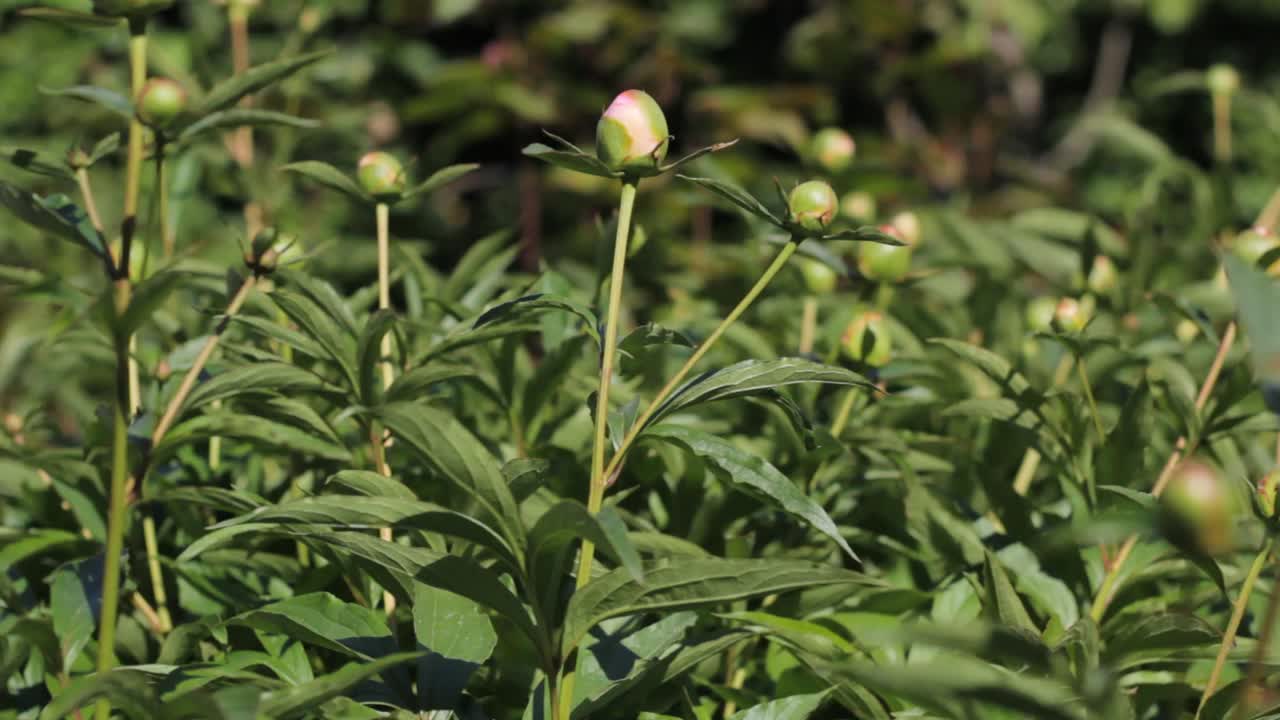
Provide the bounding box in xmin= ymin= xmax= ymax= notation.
xmin=358 ymin=152 xmax=406 ymax=199
xmin=890 ymin=211 xmax=922 ymax=247
xmin=1206 ymin=64 xmax=1240 ymax=96
xmin=66 ymin=146 xmax=91 ymax=170
xmin=1258 ymin=470 xmax=1280 ymax=520
xmin=1086 ymin=255 xmax=1118 ymax=294
xmin=1175 ymin=319 xmax=1200 ymax=344
xmin=1232 ymin=227 xmax=1280 ymax=275
xmin=1025 ymin=296 xmax=1057 ymax=334
xmin=809 ymin=128 xmax=856 ymax=174
xmin=1053 ymin=296 xmax=1094 ymax=333
xmin=246 ymin=227 xmax=292 ymax=273
xmin=799 ymin=258 xmax=838 ymax=295
xmin=788 ymin=180 xmax=838 ymax=233
xmin=136 ymin=77 xmax=187 ymax=129
xmin=858 ymin=226 xmax=912 ymax=283
xmin=92 ymin=0 xmax=173 ymax=16
xmin=841 ymin=310 xmax=892 ymax=367
xmin=840 ymin=191 xmax=876 ymax=223
xmin=596 ymin=90 xmax=669 ymax=173
xmin=1161 ymin=458 xmax=1236 ymax=556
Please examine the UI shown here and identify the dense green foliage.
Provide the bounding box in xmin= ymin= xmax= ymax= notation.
xmin=7 ymin=2 xmax=1280 ymax=719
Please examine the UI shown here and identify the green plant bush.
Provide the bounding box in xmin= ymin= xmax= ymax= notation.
xmin=6 ymin=2 xmax=1280 ymax=720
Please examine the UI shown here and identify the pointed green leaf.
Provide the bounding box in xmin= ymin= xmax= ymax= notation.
xmin=230 ymin=592 xmax=395 ymax=660
xmin=676 ymin=174 xmax=783 ymax=226
xmin=2 ymin=146 xmax=74 ymax=182
xmin=281 ymin=160 xmax=371 ymax=203
xmin=0 ymin=182 xmax=107 ymax=259
xmin=729 ymin=690 xmax=832 ymax=720
xmin=404 ymin=163 xmax=480 ymax=199
xmin=523 ymin=143 xmax=619 ymax=178
xmin=412 ymin=583 xmax=497 ymax=709
xmin=177 ymin=109 xmax=320 ymax=144
xmin=196 ymin=50 xmax=333 ymax=115
xmin=257 ymin=653 xmax=422 ymax=718
xmin=39 ymin=84 xmax=132 ymax=117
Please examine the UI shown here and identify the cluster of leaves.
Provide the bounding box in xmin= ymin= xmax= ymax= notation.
xmin=8 ymin=2 xmax=1280 ymax=720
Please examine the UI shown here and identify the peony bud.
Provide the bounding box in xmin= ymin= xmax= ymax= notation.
xmin=1232 ymin=227 xmax=1280 ymax=275
xmin=136 ymin=78 xmax=187 ymax=129
xmin=841 ymin=310 xmax=892 ymax=367
xmin=1086 ymin=255 xmax=1118 ymax=295
xmin=857 ymin=225 xmax=911 ymax=283
xmin=246 ymin=227 xmax=292 ymax=273
xmin=1025 ymin=296 xmax=1057 ymax=334
xmin=840 ymin=191 xmax=876 ymax=223
xmin=93 ymin=0 xmax=173 ymax=16
xmin=595 ymin=90 xmax=670 ymax=173
xmin=788 ymin=180 xmax=838 ymax=233
xmin=1258 ymin=470 xmax=1279 ymax=520
xmin=358 ymin=152 xmax=406 ymax=199
xmin=1160 ymin=458 xmax=1236 ymax=556
xmin=1175 ymin=319 xmax=1200 ymax=344
xmin=799 ymin=258 xmax=838 ymax=295
xmin=1206 ymin=64 xmax=1240 ymax=96
xmin=1053 ymin=296 xmax=1094 ymax=333
xmin=809 ymin=128 xmax=856 ymax=174
xmin=890 ymin=211 xmax=922 ymax=247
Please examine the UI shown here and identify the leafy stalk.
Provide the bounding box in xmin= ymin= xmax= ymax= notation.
xmin=598 ymin=237 xmax=801 ymax=487
xmin=1197 ymin=538 xmax=1273 ymax=718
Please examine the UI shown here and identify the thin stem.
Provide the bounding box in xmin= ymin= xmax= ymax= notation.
xmin=831 ymin=386 xmax=859 ymax=439
xmin=1234 ymin=551 xmax=1280 ymax=719
xmin=228 ymin=4 xmax=254 ymax=169
xmin=1015 ymin=354 xmax=1077 ymax=496
xmin=149 ymin=277 xmax=258 ymax=445
xmin=374 ymin=201 xmax=397 ymax=617
xmin=599 ymin=238 xmax=801 ymax=488
xmin=95 ymin=282 xmax=132 ymax=720
xmin=76 ymin=168 xmax=105 ymax=238
xmin=141 ymin=515 xmax=171 ymax=631
xmin=1091 ymin=322 xmax=1237 ymax=621
xmin=1197 ymin=538 xmax=1274 ymax=718
xmin=1213 ymin=92 xmax=1233 ymax=166
xmin=120 ymin=31 xmax=148 ymax=275
xmin=1077 ymin=355 xmax=1106 ymax=442
xmin=798 ymin=296 xmax=818 ymax=354
xmin=369 ymin=422 xmax=397 ymax=617
xmin=558 ymin=179 xmax=639 ymax=720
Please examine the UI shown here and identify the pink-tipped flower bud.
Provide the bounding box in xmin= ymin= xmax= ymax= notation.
xmin=596 ymin=90 xmax=670 ymax=173
xmin=858 ymin=225 xmax=912 ymax=283
xmin=799 ymin=258 xmax=838 ymax=295
xmin=1052 ymin=296 xmax=1094 ymax=333
xmin=358 ymin=152 xmax=406 ymax=199
xmin=788 ymin=180 xmax=838 ymax=233
xmin=890 ymin=211 xmax=922 ymax=247
xmin=1025 ymin=296 xmax=1057 ymax=334
xmin=841 ymin=310 xmax=892 ymax=367
xmin=136 ymin=78 xmax=187 ymax=129
xmin=809 ymin=128 xmax=856 ymax=174
xmin=1161 ymin=458 xmax=1236 ymax=556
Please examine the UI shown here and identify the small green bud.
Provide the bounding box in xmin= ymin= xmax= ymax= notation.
xmin=246 ymin=227 xmax=293 ymax=274
xmin=66 ymin=146 xmax=91 ymax=170
xmin=1175 ymin=319 xmax=1200 ymax=344
xmin=358 ymin=151 xmax=406 ymax=199
xmin=1025 ymin=296 xmax=1057 ymax=334
xmin=788 ymin=180 xmax=838 ymax=232
xmin=1052 ymin=296 xmax=1094 ymax=333
xmin=1160 ymin=458 xmax=1236 ymax=556
xmin=1258 ymin=470 xmax=1279 ymax=520
xmin=92 ymin=0 xmax=173 ymax=17
xmin=890 ymin=211 xmax=922 ymax=247
xmin=840 ymin=191 xmax=876 ymax=223
xmin=136 ymin=77 xmax=187 ymax=129
xmin=799 ymin=258 xmax=838 ymax=295
xmin=1232 ymin=227 xmax=1280 ymax=275
xmin=1206 ymin=63 xmax=1240 ymax=96
xmin=858 ymin=227 xmax=912 ymax=283
xmin=809 ymin=128 xmax=856 ymax=174
xmin=596 ymin=90 xmax=670 ymax=173
xmin=1086 ymin=255 xmax=1118 ymax=294
xmin=841 ymin=310 xmax=892 ymax=367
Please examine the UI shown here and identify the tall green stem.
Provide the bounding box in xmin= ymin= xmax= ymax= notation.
xmin=122 ymin=30 xmax=148 ymax=268
xmin=1077 ymin=355 xmax=1105 ymax=442
xmin=373 ymin=200 xmax=397 ymax=618
xmin=156 ymin=139 xmax=172 ymax=260
xmin=1197 ymin=538 xmax=1274 ymax=718
xmin=556 ymin=180 xmax=638 ymax=720
xmin=598 ymin=238 xmax=800 ymax=488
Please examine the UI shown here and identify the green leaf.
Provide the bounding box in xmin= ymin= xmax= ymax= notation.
xmin=571 ymin=612 xmax=698 ymax=708
xmin=404 ymin=163 xmax=481 ymax=199
xmin=356 ymin=309 xmax=397 ymax=405
xmin=270 ymin=288 xmax=360 ymax=389
xmin=230 ymin=592 xmax=395 ymax=660
xmin=562 ymin=558 xmax=875 ymax=655
xmin=385 ymin=364 xmax=481 ymax=404
xmin=1224 ymin=254 xmax=1280 ymax=388
xmin=50 ymin=554 xmax=101 ymax=671
xmin=182 ymin=362 xmax=332 ymax=411
xmin=323 ymin=469 xmax=416 ymax=500
xmin=982 ymin=550 xmax=1040 ymax=638
xmin=153 ymin=412 xmax=350 ymax=465
xmin=39 ymin=668 xmax=159 ymax=720
xmin=676 ymin=174 xmax=783 ymax=226
xmin=658 ymin=139 xmax=739 ymax=172
xmin=177 ymin=109 xmax=320 ymax=144
xmin=412 ymin=583 xmax=497 ymax=709
xmin=653 ymin=358 xmax=873 ymax=427
xmin=39 ymin=84 xmax=133 ymax=117
xmin=729 ymin=689 xmax=831 ymax=720
xmin=472 ymin=293 xmax=601 ymax=347
xmin=120 ymin=270 xmax=191 ymax=336
xmin=2 ymin=146 xmax=74 ymax=182
xmin=196 ymin=50 xmax=333 ymax=115
xmin=380 ymin=402 xmax=525 ymax=547
xmin=820 ymin=225 xmax=906 ymax=245
xmin=644 ymin=425 xmax=856 ymax=560
xmin=19 ymin=7 xmax=122 ymax=28
xmin=281 ymin=160 xmax=372 ymax=203
xmin=0 ymin=182 xmax=107 ymax=259
xmin=257 ymin=652 xmax=422 ymax=718
xmin=522 ymin=142 xmax=619 ymax=178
